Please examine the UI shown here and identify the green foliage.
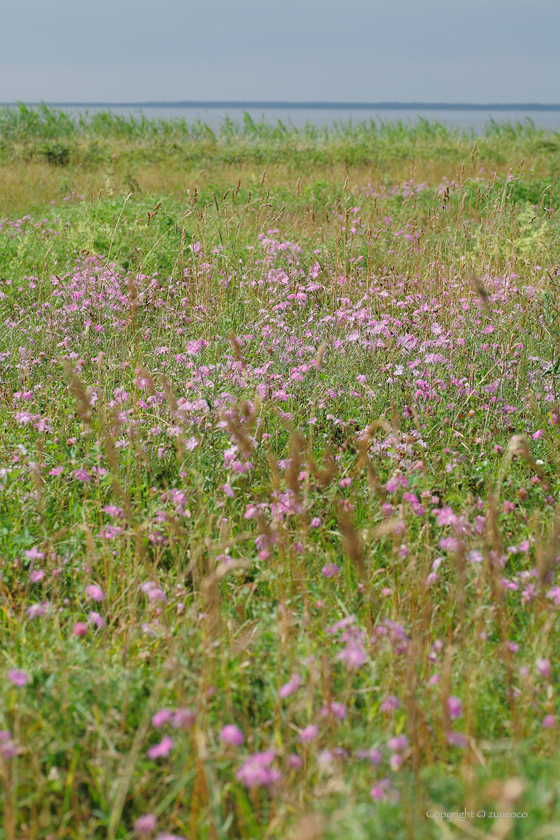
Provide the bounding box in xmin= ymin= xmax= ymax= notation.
xmin=39 ymin=141 xmax=71 ymax=166
xmin=1 ymin=103 xmax=560 ymax=172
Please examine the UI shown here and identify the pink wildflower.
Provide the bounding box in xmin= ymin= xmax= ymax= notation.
xmin=88 ymin=611 xmax=105 ymax=629
xmin=134 ymin=813 xmax=158 ymax=835
xmin=502 ymin=578 xmax=518 ymax=591
xmin=335 ymin=623 xmax=368 ymax=669
xmin=370 ymin=778 xmax=392 ymax=802
xmin=172 ymin=708 xmax=196 ymax=729
xmin=331 ymin=704 xmax=347 ymax=721
xmin=387 ymin=735 xmax=408 ymax=752
xmin=8 ymin=669 xmax=28 ymax=687
xmin=433 ymin=506 xmax=457 ymax=527
xmin=147 ymin=588 xmax=166 ymax=603
xmin=73 ymin=622 xmax=88 ymax=638
xmin=546 ymin=587 xmax=560 ymax=606
xmin=318 ymin=749 xmax=334 ymax=766
xmin=85 ymin=584 xmax=105 ymax=602
xmin=328 ymin=616 xmax=355 ymax=633
xmin=278 ymin=674 xmax=302 ymax=699
xmin=337 ymin=640 xmax=367 ymax=669
xmin=103 ymin=505 xmax=125 ymax=518
xmin=0 ymin=730 xmax=17 ymax=758
xmin=147 ymin=735 xmax=174 ymax=759
xmin=24 ymin=546 xmax=44 ymax=560
xmin=219 ymin=725 xmax=244 ymax=746
xmin=236 ymin=751 xmax=281 ymax=787
xmin=152 ymin=708 xmax=173 ymax=728
xmin=447 ymin=696 xmax=463 ymax=720
xmin=155 ymin=834 xmax=187 ymax=840
xmin=380 ymin=695 xmax=399 ymax=712
xmin=27 ymin=603 xmax=47 ymax=619
xmin=320 ymin=701 xmax=346 ymax=720
xmin=385 ymin=474 xmax=407 ymax=493
xmin=356 ymin=747 xmax=382 ymax=764
xmin=537 ymin=658 xmax=551 ymax=679
xmin=390 ymin=753 xmax=403 ymax=771
xmin=299 ymin=724 xmax=319 ymax=743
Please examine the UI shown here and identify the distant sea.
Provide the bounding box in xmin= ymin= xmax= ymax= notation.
xmin=4 ymin=102 xmax=560 ymax=134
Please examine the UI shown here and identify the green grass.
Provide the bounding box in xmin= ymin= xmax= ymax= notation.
xmin=2 ymin=107 xmax=560 ymax=839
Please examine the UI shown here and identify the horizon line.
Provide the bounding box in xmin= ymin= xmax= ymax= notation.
xmin=3 ymin=100 xmax=560 ymax=111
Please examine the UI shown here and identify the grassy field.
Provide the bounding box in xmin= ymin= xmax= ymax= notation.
xmin=2 ymin=105 xmax=560 ymax=839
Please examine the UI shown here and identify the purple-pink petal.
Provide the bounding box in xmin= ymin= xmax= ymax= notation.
xmin=147 ymin=735 xmax=174 ymax=759
xmin=7 ymin=669 xmax=29 ymax=688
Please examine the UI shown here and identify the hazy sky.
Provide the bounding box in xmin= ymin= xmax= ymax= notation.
xmin=2 ymin=0 xmax=559 ymax=103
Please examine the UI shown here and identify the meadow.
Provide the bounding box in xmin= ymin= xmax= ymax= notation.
xmin=2 ymin=104 xmax=560 ymax=839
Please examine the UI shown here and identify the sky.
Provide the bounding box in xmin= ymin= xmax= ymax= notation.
xmin=2 ymin=0 xmax=560 ymax=104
